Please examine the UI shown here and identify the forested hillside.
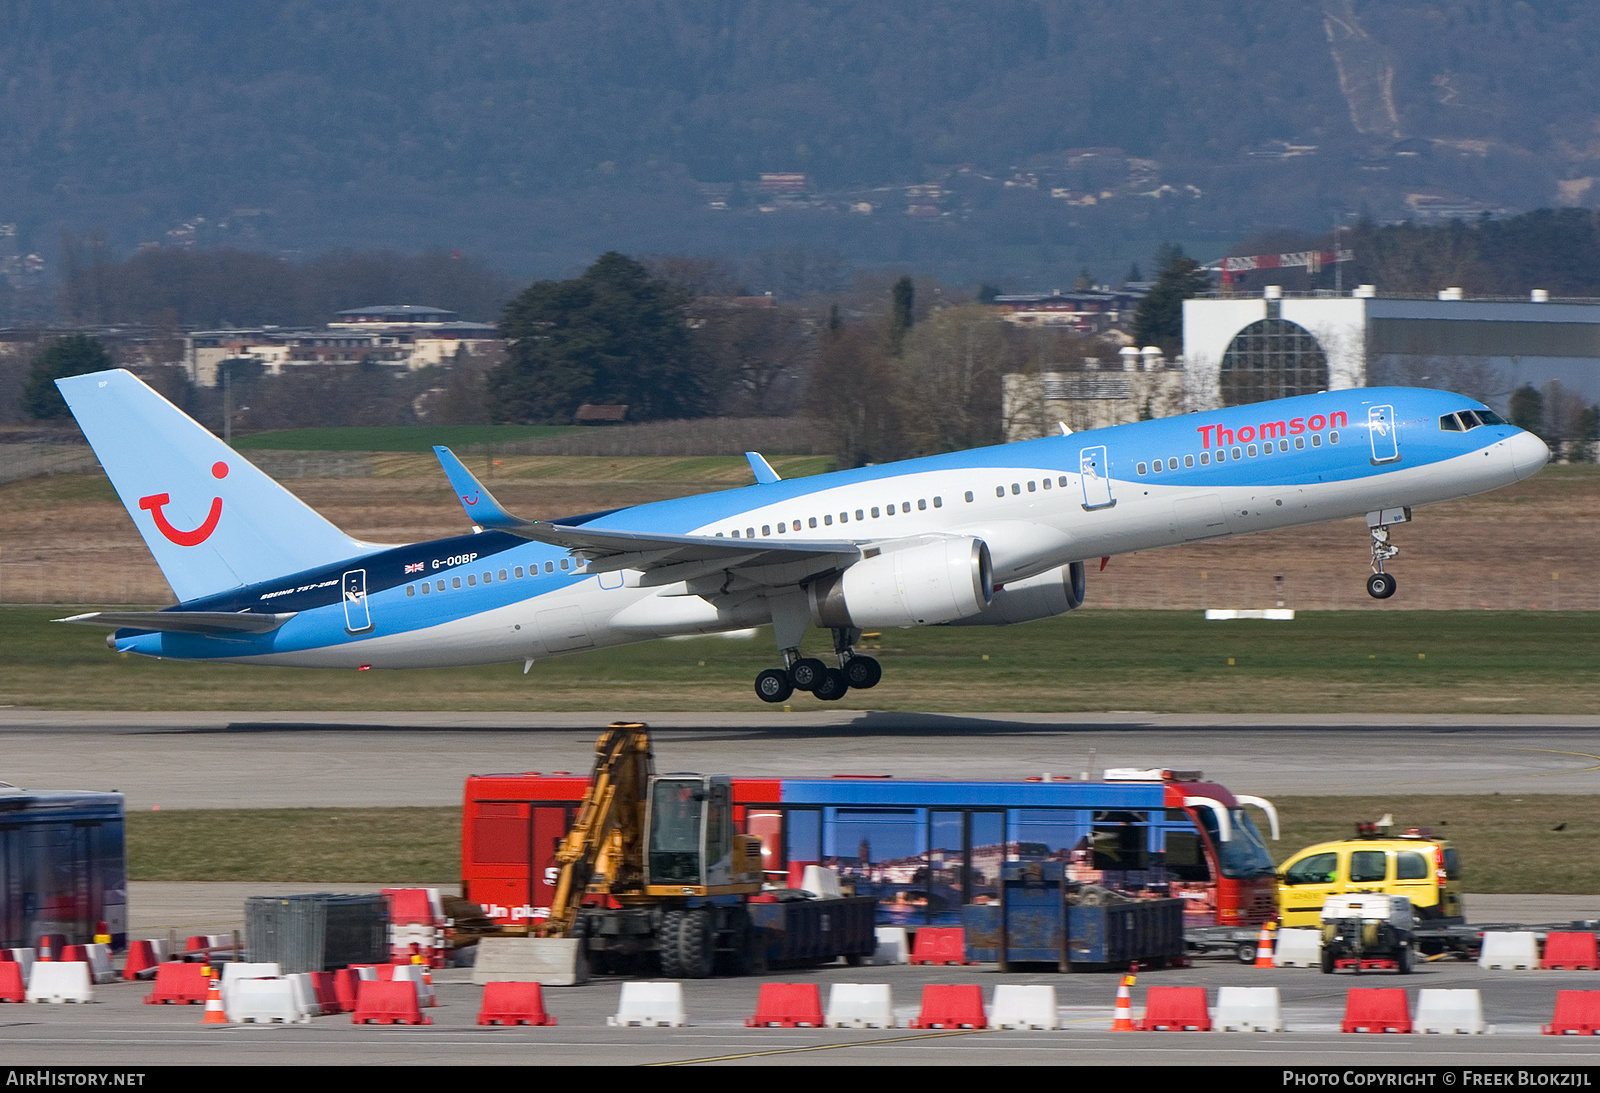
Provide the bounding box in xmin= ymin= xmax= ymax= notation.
xmin=3 ymin=2 xmax=1600 ymax=288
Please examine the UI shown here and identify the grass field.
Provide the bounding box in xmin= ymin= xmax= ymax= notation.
xmin=7 ymin=605 xmax=1600 ymax=713
xmin=232 ymin=424 xmax=575 ymax=452
xmin=124 ymin=796 xmax=1600 ymax=893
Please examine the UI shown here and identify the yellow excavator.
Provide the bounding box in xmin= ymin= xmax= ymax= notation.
xmin=533 ymin=722 xmax=767 ymax=977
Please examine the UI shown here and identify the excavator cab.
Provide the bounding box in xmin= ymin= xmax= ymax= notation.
xmin=645 ymin=775 xmax=763 ymax=895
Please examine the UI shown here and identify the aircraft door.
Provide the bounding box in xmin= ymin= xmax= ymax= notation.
xmin=1368 ymin=405 xmax=1400 ymax=464
xmin=1078 ymin=445 xmax=1115 ymax=510
xmin=342 ymin=569 xmax=373 ymax=633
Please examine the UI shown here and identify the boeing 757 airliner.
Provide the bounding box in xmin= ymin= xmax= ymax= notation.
xmin=55 ymin=369 xmax=1547 ymax=702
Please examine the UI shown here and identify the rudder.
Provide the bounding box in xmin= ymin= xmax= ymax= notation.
xmin=57 ymin=369 xmax=375 ymax=602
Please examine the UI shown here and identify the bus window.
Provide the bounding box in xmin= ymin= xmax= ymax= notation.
xmin=969 ymin=811 xmax=1005 ymax=905
xmin=784 ymin=808 xmax=821 ymax=875
xmin=829 ymin=808 xmax=925 ymax=925
xmin=746 ymin=810 xmax=783 ymax=881
xmin=1163 ymin=830 xmax=1211 ymax=882
xmin=1091 ymin=810 xmax=1149 ymax=871
xmin=1010 ymin=809 xmax=1081 ymax=863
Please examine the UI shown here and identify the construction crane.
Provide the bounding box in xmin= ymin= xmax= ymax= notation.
xmin=532 ymin=722 xmax=766 ymax=978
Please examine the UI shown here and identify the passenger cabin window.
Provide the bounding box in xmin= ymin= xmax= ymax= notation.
xmin=544 ymin=561 xmax=554 ymax=572
xmin=1200 ymin=452 xmax=1210 ymax=464
xmin=1137 ymin=462 xmax=1148 ymax=475
xmin=1247 ymin=444 xmax=1258 ymax=457
xmin=870 ymin=507 xmax=880 ymax=518
xmin=1183 ymin=455 xmax=1194 ymax=468
xmin=467 ymin=574 xmax=477 ymax=586
xmin=1231 ymin=447 xmax=1242 ymax=459
xmin=1027 ymin=481 xmax=1036 ymax=492
xmin=917 ymin=499 xmax=926 ymax=510
xmin=1311 ymin=434 xmax=1322 ymax=447
xmin=809 ymin=517 xmax=818 ymax=528
xmin=762 ymin=525 xmax=771 ymax=536
xmin=995 ymin=486 xmax=1005 ymax=497
xmin=856 ymin=510 xmax=865 ymax=521
xmin=1283 ymin=853 xmax=1337 ymax=885
xmin=1041 ymin=479 xmax=1051 ymax=490
xmin=964 ymin=491 xmax=974 ymax=502
xmin=933 ymin=496 xmax=942 ymax=508
xmin=1349 ymin=850 xmax=1388 ymax=883
xmin=1058 ymin=476 xmax=1068 ymax=487
xmin=514 ymin=567 xmax=524 ymax=578
xmin=559 ymin=558 xmax=570 ymax=570
xmin=1011 ymin=483 xmax=1021 ymax=494
xmin=420 ymin=583 xmax=430 ymax=595
xmin=824 ymin=515 xmax=833 ymax=525
xmin=1293 ymin=437 xmax=1304 ymax=449
xmin=406 ymin=585 xmax=415 ymax=597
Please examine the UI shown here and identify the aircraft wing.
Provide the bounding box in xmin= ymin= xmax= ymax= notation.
xmin=432 ymin=445 xmax=860 ymax=578
xmin=56 ymin=611 xmax=297 ymax=636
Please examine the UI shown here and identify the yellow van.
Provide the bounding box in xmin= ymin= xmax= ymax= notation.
xmin=1276 ymin=828 xmax=1463 ymax=928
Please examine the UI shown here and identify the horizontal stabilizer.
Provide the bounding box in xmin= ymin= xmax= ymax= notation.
xmin=432 ymin=446 xmax=527 ymax=530
xmin=56 ymin=610 xmax=297 ymax=636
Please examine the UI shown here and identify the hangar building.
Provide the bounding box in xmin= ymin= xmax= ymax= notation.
xmin=1182 ymin=287 xmax=1600 ymax=411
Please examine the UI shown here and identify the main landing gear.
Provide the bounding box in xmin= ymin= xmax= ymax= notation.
xmin=753 ymin=627 xmax=882 ymax=704
xmin=1365 ymin=507 xmax=1410 ymax=600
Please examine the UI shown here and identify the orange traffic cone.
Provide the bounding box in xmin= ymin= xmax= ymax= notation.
xmin=201 ymin=970 xmax=227 ymax=1025
xmin=1253 ymin=921 xmax=1277 ymax=969
xmin=1111 ymin=970 xmax=1136 ymax=1031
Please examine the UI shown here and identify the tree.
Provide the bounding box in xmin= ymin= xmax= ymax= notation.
xmin=23 ymin=334 xmax=113 ymax=419
xmin=1508 ymin=383 xmax=1544 ymax=437
xmin=888 ymin=275 xmax=914 ymax=355
xmin=1132 ymin=246 xmax=1211 ymax=357
xmin=490 ymin=252 xmax=705 ymax=424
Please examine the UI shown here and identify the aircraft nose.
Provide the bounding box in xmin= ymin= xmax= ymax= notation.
xmin=1508 ymin=429 xmax=1550 ymax=479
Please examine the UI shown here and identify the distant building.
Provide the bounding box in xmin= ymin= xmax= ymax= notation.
xmin=185 ymin=304 xmax=500 ymax=386
xmin=1183 ymin=286 xmax=1600 ymax=411
xmin=989 ymin=289 xmax=1146 ymax=335
xmin=758 ymin=173 xmax=808 ymax=193
xmin=574 ymin=403 xmax=627 ymax=425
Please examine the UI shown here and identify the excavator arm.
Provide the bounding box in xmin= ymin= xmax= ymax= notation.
xmin=536 ymin=722 xmax=655 ymax=938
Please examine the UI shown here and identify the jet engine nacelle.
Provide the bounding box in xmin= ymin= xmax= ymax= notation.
xmin=808 ymin=537 xmax=993 ymax=629
xmin=945 ymin=561 xmax=1086 ymax=627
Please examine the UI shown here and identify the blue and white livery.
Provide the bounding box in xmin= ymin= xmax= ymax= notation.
xmin=55 ymin=369 xmax=1548 ymax=702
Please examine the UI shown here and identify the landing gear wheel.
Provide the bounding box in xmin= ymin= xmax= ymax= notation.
xmin=789 ymin=657 xmax=828 ymax=692
xmin=657 ymin=909 xmax=685 ymax=978
xmin=675 ymin=908 xmax=714 ymax=979
xmin=1367 ymin=572 xmax=1397 ymax=599
xmin=842 ymin=655 xmax=882 ymax=690
xmin=813 ymin=667 xmax=848 ymax=701
xmin=754 ymin=669 xmax=794 ymax=704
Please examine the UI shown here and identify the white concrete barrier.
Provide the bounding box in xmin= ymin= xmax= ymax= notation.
xmin=27 ymin=962 xmax=92 ymax=1003
xmin=868 ymin=927 xmax=910 ymax=965
xmin=221 ymin=962 xmax=282 ymax=1014
xmin=1478 ymin=932 xmax=1539 ymax=970
xmin=608 ymin=982 xmax=688 ymax=1027
xmin=989 ymin=984 xmax=1059 ymax=1030
xmin=229 ymin=978 xmax=311 ymax=1024
xmin=1415 ymin=989 xmax=1488 ymax=1034
xmin=84 ymin=943 xmax=116 ymax=985
xmin=826 ymin=983 xmax=895 ymax=1028
xmin=1274 ymin=928 xmax=1322 ymax=968
xmin=389 ymin=963 xmax=436 ymax=1007
xmin=1214 ymin=986 xmax=1284 ymax=1032
xmin=800 ymin=865 xmax=843 ymax=899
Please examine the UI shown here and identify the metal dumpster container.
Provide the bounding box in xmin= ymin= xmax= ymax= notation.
xmin=746 ymin=895 xmax=877 ymax=966
xmin=1067 ymin=898 xmax=1186 ymax=967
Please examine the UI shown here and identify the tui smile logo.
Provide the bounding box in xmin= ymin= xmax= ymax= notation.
xmin=139 ymin=462 xmax=228 ymax=546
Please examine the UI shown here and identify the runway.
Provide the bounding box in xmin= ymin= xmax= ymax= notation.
xmin=4 ymin=709 xmax=1600 ymax=807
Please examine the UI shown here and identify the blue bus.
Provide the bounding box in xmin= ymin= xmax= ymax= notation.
xmin=0 ymin=786 xmax=127 ymax=950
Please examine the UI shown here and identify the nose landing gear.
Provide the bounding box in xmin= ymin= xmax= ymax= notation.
xmin=1365 ymin=507 xmax=1410 ymax=600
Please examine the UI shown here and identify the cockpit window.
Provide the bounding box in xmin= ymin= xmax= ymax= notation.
xmin=1442 ymin=408 xmax=1506 ymax=431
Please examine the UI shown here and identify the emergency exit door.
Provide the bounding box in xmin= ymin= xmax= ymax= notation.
xmin=342 ymin=569 xmax=373 ymax=633
xmin=1079 ymin=446 xmax=1115 ymax=510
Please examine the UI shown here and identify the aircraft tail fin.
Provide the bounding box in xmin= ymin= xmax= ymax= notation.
xmin=56 ymin=369 xmax=373 ymax=602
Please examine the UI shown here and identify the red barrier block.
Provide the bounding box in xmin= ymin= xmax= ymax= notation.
xmin=0 ymin=961 xmax=24 ymax=1003
xmin=122 ymin=940 xmax=159 ymax=981
xmin=332 ymin=968 xmax=362 ymax=1013
xmin=351 ymin=980 xmax=431 ymax=1025
xmin=910 ymin=928 xmax=973 ymax=966
xmin=745 ymin=983 xmax=824 ymax=1028
xmin=478 ymin=982 xmax=558 ymax=1026
xmin=1542 ymin=933 xmax=1600 ymax=971
xmin=305 ymin=972 xmax=339 ymax=1016
xmin=1544 ymin=990 xmax=1600 ymax=1035
xmin=1136 ymin=986 xmax=1212 ymax=1031
xmin=144 ymin=962 xmax=209 ymax=1005
xmin=908 ymin=984 xmax=986 ymax=1029
xmin=384 ymin=889 xmax=436 ymax=925
xmin=1342 ymin=988 xmax=1413 ymax=1033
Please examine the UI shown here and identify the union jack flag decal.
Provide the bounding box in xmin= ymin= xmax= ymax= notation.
xmin=404 ymin=562 xmax=425 ymax=574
